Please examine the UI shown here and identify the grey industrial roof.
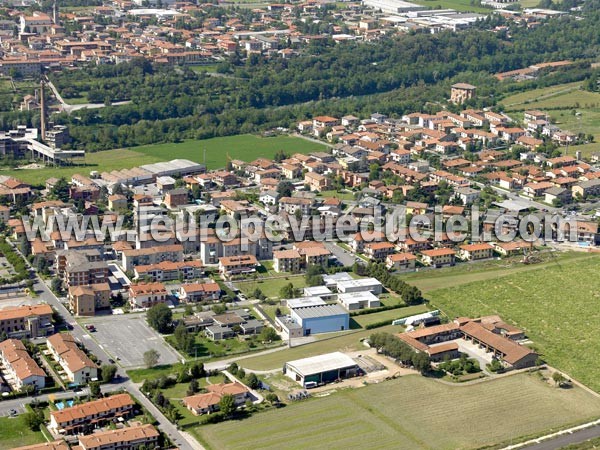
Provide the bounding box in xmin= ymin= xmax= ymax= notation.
xmin=286 ymin=352 xmax=357 ymax=376
xmin=292 ymin=304 xmax=348 ymax=319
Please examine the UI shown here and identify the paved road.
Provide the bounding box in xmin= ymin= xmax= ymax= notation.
xmin=520 ymin=425 xmax=600 ymax=450
xmin=472 ymin=181 xmax=558 ymax=213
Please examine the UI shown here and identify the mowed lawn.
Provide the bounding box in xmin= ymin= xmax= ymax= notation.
xmin=353 ymin=304 xmax=430 ymax=328
xmin=236 ymin=275 xmax=308 ymax=299
xmin=193 ymin=373 xmax=600 ymax=450
xmin=427 ymin=254 xmax=600 ymax=392
xmin=410 ymin=0 xmax=491 ymax=12
xmin=0 ymin=415 xmax=46 ymax=448
xmin=240 ymin=325 xmax=403 ymax=371
xmin=1 ymin=134 xmax=327 ymax=185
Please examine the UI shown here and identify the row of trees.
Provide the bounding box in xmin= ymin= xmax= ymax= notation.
xmin=369 ymin=332 xmax=430 ymax=373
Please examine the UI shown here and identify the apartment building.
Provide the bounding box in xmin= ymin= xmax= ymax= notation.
xmin=121 ymin=244 xmax=184 ymax=272
xmin=0 ymin=304 xmax=54 ymax=339
xmin=46 ymin=333 xmax=98 ymax=385
xmin=77 ymin=424 xmax=160 ymax=450
xmin=128 ymin=282 xmax=168 ymax=308
xmin=134 ymin=260 xmax=203 ymax=282
xmin=0 ymin=339 xmax=46 ymax=390
xmin=49 ymin=393 xmax=135 ymax=435
xmin=68 ymin=283 xmax=111 ymax=316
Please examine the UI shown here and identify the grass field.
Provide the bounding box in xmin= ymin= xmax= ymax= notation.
xmin=239 ymin=324 xmax=402 ymax=371
xmin=0 ymin=415 xmax=46 ymax=448
xmin=236 ymin=275 xmax=308 ymax=299
xmin=2 ymin=134 xmax=326 ymax=185
xmin=401 ymin=252 xmax=591 ymax=293
xmin=410 ymin=0 xmax=492 ymax=12
xmin=500 ymin=83 xmax=600 ymax=156
xmin=427 ymin=254 xmax=600 ymax=393
xmin=192 ymin=373 xmax=600 ymax=450
xmin=353 ymin=304 xmax=430 ymax=328
xmin=501 ymin=82 xmax=583 ymax=109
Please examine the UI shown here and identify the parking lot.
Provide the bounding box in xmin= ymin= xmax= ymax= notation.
xmin=79 ymin=313 xmax=182 ymax=368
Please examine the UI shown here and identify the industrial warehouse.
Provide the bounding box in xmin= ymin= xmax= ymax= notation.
xmin=283 ymin=352 xmax=362 ymax=388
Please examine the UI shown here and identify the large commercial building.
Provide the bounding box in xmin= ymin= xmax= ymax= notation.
xmin=284 ymin=352 xmax=361 ymax=387
xmin=290 ymin=304 xmax=349 ymax=335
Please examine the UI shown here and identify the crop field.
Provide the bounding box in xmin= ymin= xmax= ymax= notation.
xmin=193 ymin=373 xmax=600 ymax=450
xmin=2 ymin=134 xmax=326 ymax=185
xmin=401 ymin=251 xmax=591 ymax=293
xmin=427 ymin=254 xmax=600 ymax=393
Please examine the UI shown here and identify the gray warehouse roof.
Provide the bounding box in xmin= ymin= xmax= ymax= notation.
xmin=286 ymin=352 xmax=357 ymax=377
xmin=292 ymin=304 xmax=348 ymax=319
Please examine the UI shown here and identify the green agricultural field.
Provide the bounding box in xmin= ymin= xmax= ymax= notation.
xmin=501 ymin=82 xmax=583 ymax=109
xmin=401 ymin=251 xmax=590 ymax=293
xmin=0 ymin=415 xmax=46 ymax=448
xmin=410 ymin=0 xmax=492 ymax=12
xmin=236 ymin=275 xmax=308 ymax=299
xmin=353 ymin=304 xmax=430 ymax=328
xmin=239 ymin=324 xmax=402 ymax=371
xmin=192 ymin=373 xmax=600 ymax=450
xmin=1 ymin=134 xmax=326 ymax=185
xmin=427 ymin=254 xmax=600 ymax=393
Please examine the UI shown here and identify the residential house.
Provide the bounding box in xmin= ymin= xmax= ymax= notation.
xmin=0 ymin=304 xmax=54 ymax=339
xmin=179 ymin=282 xmax=221 ymax=303
xmin=420 ymin=248 xmax=456 ymax=267
xmin=218 ymin=255 xmax=258 ymax=277
xmin=386 ymin=252 xmax=417 ymax=271
xmin=459 ymin=243 xmax=494 ymax=260
xmin=77 ymin=424 xmax=160 ymax=450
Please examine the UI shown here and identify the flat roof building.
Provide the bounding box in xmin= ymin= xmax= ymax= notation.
xmin=284 ymin=351 xmax=361 ymax=387
xmin=290 ymin=304 xmax=349 ymax=335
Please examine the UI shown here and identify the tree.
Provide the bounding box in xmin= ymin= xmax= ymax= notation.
xmin=277 ymin=180 xmax=294 ymax=199
xmin=19 ymin=237 xmax=31 ymax=257
xmin=173 ymin=323 xmax=194 ymax=355
xmin=50 ymin=177 xmax=70 ymax=202
xmin=23 ymin=409 xmax=45 ymax=431
xmin=188 ymin=379 xmax=199 ymax=395
xmin=279 ymin=282 xmax=296 ymax=299
xmin=265 ymin=392 xmax=279 ymax=405
xmin=184 ymin=304 xmax=194 ymax=317
xmin=143 ymin=349 xmax=160 ymax=368
xmin=191 ymin=362 xmax=205 ymax=379
xmin=245 ymin=373 xmax=260 ymax=390
xmin=146 ymin=303 xmax=173 ymax=334
xmin=101 ymin=364 xmax=117 ymax=382
xmin=258 ymin=327 xmax=279 ymax=342
xmin=89 ymin=381 xmax=101 ymax=398
xmin=218 ymin=394 xmax=236 ymax=417
xmin=51 ymin=277 xmax=63 ymax=294
xmin=228 ymin=362 xmax=239 ymax=375
xmin=552 ymin=371 xmax=567 ymax=387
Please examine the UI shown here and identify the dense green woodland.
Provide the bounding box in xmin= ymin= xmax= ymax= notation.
xmin=2 ymin=8 xmax=600 ymax=151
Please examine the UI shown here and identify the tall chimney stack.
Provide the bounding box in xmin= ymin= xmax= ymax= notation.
xmin=39 ymin=79 xmax=46 ymax=142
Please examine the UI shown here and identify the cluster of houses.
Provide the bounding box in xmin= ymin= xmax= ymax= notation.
xmin=0 ymin=0 xmax=567 ymax=79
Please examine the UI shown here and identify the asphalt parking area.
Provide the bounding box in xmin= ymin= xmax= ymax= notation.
xmin=81 ymin=314 xmax=181 ymax=368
